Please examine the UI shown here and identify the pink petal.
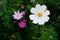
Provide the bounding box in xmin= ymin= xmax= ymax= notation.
xmin=17 ymin=11 xmax=20 ymax=14
xmin=13 ymin=15 xmax=16 ymax=19
xmin=14 ymin=11 xmax=17 ymax=14
xmin=21 ymin=11 xmax=25 ymax=15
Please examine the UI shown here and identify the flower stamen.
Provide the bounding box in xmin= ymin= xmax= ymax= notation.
xmin=38 ymin=13 xmax=42 ymax=17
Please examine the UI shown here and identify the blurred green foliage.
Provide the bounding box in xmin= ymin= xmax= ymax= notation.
xmin=0 ymin=0 xmax=60 ymax=40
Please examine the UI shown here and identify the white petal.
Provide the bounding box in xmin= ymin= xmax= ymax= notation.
xmin=41 ymin=16 xmax=49 ymax=22
xmin=32 ymin=20 xmax=38 ymax=24
xmin=30 ymin=7 xmax=37 ymax=14
xmin=29 ymin=14 xmax=37 ymax=20
xmin=35 ymin=4 xmax=41 ymax=9
xmin=41 ymin=5 xmax=47 ymax=12
xmin=35 ymin=4 xmax=42 ymax=12
xmin=43 ymin=10 xmax=50 ymax=15
xmin=38 ymin=19 xmax=45 ymax=25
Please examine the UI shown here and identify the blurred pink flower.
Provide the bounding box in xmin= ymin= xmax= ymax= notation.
xmin=18 ymin=19 xmax=27 ymax=28
xmin=13 ymin=11 xmax=25 ymax=20
xmin=21 ymin=5 xmax=25 ymax=9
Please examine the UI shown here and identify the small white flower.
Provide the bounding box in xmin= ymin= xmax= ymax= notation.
xmin=29 ymin=4 xmax=50 ymax=25
xmin=31 ymin=0 xmax=36 ymax=3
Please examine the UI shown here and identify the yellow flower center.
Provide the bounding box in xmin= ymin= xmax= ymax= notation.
xmin=38 ymin=13 xmax=42 ymax=17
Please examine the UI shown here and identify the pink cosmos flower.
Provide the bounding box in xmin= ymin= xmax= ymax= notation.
xmin=13 ymin=11 xmax=25 ymax=20
xmin=18 ymin=19 xmax=27 ymax=28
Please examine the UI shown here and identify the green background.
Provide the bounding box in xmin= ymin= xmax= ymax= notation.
xmin=0 ymin=0 xmax=60 ymax=40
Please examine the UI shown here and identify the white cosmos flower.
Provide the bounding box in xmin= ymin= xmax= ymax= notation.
xmin=29 ymin=4 xmax=50 ymax=25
